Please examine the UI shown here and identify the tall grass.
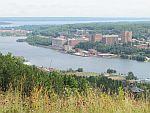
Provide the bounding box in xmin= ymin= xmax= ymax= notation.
xmin=0 ymin=88 xmax=150 ymax=113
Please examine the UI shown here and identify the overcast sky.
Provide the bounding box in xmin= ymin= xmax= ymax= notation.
xmin=0 ymin=0 xmax=150 ymax=17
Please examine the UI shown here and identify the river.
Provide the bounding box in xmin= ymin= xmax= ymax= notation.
xmin=0 ymin=36 xmax=150 ymax=79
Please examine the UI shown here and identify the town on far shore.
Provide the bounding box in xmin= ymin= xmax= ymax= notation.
xmin=51 ymin=30 xmax=150 ymax=59
xmin=1 ymin=27 xmax=150 ymax=61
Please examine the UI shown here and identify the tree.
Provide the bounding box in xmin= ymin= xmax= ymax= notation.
xmin=76 ymin=68 xmax=83 ymax=72
xmin=107 ymin=69 xmax=117 ymax=74
xmin=126 ymin=72 xmax=137 ymax=80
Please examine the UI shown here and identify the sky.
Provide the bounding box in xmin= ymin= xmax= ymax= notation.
xmin=0 ymin=0 xmax=150 ymax=17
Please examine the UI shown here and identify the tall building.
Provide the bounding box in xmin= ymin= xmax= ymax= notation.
xmin=68 ymin=39 xmax=80 ymax=47
xmin=90 ymin=34 xmax=103 ymax=42
xmin=52 ymin=37 xmax=67 ymax=49
xmin=102 ymin=35 xmax=119 ymax=45
xmin=121 ymin=31 xmax=132 ymax=43
xmin=89 ymin=34 xmax=95 ymax=42
xmin=68 ymin=37 xmax=89 ymax=47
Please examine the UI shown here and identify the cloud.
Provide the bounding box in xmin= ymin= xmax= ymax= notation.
xmin=0 ymin=0 xmax=150 ymax=17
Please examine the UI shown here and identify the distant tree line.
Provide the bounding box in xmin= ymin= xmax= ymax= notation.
xmin=76 ymin=42 xmax=150 ymax=61
xmin=12 ymin=22 xmax=150 ymax=40
xmin=17 ymin=35 xmax=52 ymax=46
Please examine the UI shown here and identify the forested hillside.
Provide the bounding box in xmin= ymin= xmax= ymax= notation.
xmin=0 ymin=53 xmax=122 ymax=95
xmin=13 ymin=22 xmax=150 ymax=39
xmin=0 ymin=53 xmax=150 ymax=112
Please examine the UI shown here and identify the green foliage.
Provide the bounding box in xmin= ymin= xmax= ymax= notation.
xmin=0 ymin=53 xmax=124 ymax=96
xmin=76 ymin=68 xmax=83 ymax=72
xmin=76 ymin=41 xmax=150 ymax=61
xmin=126 ymin=72 xmax=137 ymax=80
xmin=14 ymin=22 xmax=150 ymax=61
xmin=0 ymin=53 xmax=150 ymax=113
xmin=13 ymin=22 xmax=150 ymax=39
xmin=131 ymin=55 xmax=146 ymax=61
xmin=17 ymin=35 xmax=52 ymax=46
xmin=26 ymin=36 xmax=52 ymax=46
xmin=107 ymin=68 xmax=117 ymax=74
xmin=87 ymin=76 xmax=122 ymax=94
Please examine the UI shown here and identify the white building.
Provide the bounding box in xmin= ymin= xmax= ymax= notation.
xmin=52 ymin=37 xmax=67 ymax=49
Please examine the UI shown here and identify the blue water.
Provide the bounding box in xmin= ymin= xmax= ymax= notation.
xmin=0 ymin=37 xmax=150 ymax=79
xmin=0 ymin=17 xmax=150 ymax=79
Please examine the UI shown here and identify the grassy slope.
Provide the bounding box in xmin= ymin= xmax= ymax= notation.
xmin=0 ymin=88 xmax=150 ymax=113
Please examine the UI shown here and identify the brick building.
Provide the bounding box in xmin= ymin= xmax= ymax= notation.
xmin=102 ymin=35 xmax=119 ymax=45
xmin=121 ymin=31 xmax=132 ymax=43
xmin=90 ymin=34 xmax=103 ymax=42
xmin=68 ymin=38 xmax=89 ymax=47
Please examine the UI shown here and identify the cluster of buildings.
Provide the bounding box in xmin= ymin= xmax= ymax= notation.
xmin=132 ymin=38 xmax=150 ymax=49
xmin=51 ymin=30 xmax=150 ymax=57
xmin=52 ymin=36 xmax=89 ymax=50
xmin=73 ymin=48 xmax=117 ymax=57
xmin=51 ymin=36 xmax=67 ymax=49
xmin=51 ymin=31 xmax=133 ymax=50
xmin=90 ymin=31 xmax=132 ymax=45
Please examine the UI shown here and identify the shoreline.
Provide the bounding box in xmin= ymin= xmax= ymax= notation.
xmin=23 ymin=59 xmax=150 ymax=82
xmin=25 ymin=42 xmax=121 ymax=58
xmin=2 ymin=38 xmax=149 ymax=78
xmin=22 ymin=41 xmax=150 ymax=62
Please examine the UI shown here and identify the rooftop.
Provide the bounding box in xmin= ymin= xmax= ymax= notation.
xmin=103 ymin=35 xmax=119 ymax=38
xmin=52 ymin=37 xmax=66 ymax=41
xmin=130 ymin=86 xmax=144 ymax=93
